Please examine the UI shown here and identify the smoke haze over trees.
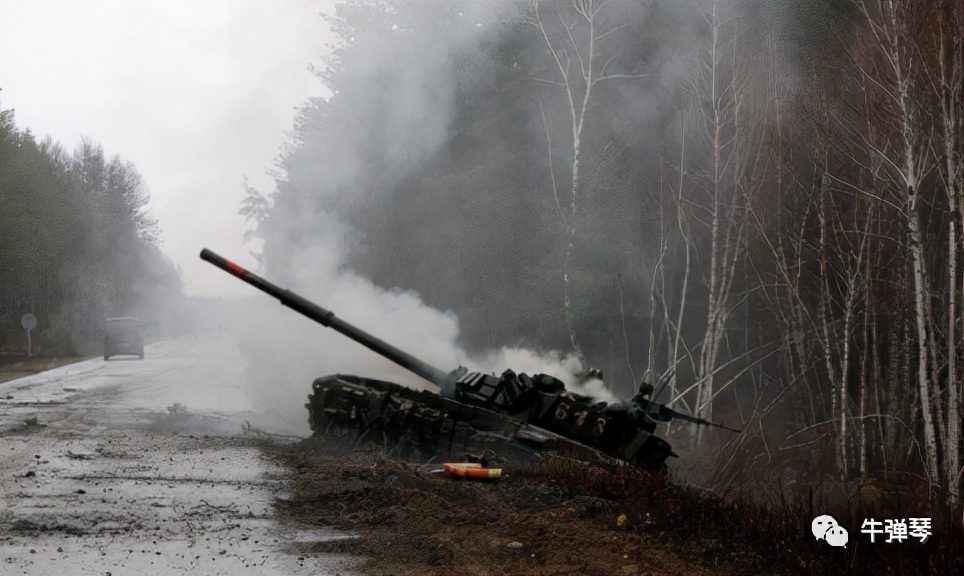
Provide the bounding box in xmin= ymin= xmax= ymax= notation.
xmin=244 ymin=0 xmax=962 ymax=515
xmin=0 ymin=107 xmax=183 ymax=356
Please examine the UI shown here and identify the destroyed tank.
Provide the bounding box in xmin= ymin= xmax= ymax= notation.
xmin=200 ymin=248 xmax=738 ymax=472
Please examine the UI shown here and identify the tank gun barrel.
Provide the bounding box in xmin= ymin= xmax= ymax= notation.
xmin=199 ymin=248 xmax=451 ymax=388
xmin=653 ymin=403 xmax=741 ymax=433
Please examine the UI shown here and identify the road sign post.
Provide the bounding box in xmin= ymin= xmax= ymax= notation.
xmin=21 ymin=313 xmax=37 ymax=357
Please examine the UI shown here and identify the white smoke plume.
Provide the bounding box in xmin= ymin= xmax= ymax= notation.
xmin=232 ymin=232 xmax=618 ymax=435
xmin=230 ymin=201 xmax=619 ymax=434
xmin=227 ymin=2 xmax=621 ymax=435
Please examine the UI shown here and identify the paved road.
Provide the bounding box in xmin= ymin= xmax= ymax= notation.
xmin=0 ymin=334 xmax=356 ymax=575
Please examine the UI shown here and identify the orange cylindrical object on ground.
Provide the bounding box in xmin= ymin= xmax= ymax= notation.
xmin=443 ymin=463 xmax=501 ymax=479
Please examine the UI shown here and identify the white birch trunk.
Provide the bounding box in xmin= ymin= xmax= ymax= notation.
xmin=856 ymin=0 xmax=942 ymax=492
xmin=669 ymin=116 xmax=693 ymax=421
xmin=936 ymin=4 xmax=962 ymax=506
xmin=696 ymin=0 xmax=725 ymax=432
xmin=886 ymin=0 xmax=941 ymax=486
xmin=816 ymin=169 xmax=843 ymax=478
xmin=534 ymin=1 xmax=638 ymax=361
xmin=859 ymin=250 xmax=872 ymax=477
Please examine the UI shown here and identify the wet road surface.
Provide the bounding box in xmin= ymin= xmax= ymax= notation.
xmin=0 ymin=334 xmax=356 ymax=575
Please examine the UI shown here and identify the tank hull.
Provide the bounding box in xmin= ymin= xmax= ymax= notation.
xmin=306 ymin=373 xmax=676 ymax=472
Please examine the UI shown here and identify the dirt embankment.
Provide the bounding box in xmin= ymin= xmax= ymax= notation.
xmin=0 ymin=356 xmax=92 ymax=384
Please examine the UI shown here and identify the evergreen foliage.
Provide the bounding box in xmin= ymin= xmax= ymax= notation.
xmin=0 ymin=108 xmax=182 ymax=356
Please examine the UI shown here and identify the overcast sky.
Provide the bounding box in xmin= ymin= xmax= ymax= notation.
xmin=0 ymin=0 xmax=337 ymax=297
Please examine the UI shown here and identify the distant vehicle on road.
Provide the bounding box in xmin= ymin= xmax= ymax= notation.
xmin=104 ymin=317 xmax=144 ymax=360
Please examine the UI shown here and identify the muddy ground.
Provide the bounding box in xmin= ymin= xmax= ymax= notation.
xmin=267 ymin=436 xmax=825 ymax=576
xmin=267 ymin=431 xmax=964 ymax=576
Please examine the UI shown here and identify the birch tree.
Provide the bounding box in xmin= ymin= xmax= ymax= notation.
xmin=851 ymin=0 xmax=949 ymax=495
xmin=819 ymin=163 xmax=878 ymax=480
xmin=906 ymin=0 xmax=964 ymax=507
xmin=684 ymin=0 xmax=755 ymax=429
xmin=529 ymin=0 xmax=651 ymax=360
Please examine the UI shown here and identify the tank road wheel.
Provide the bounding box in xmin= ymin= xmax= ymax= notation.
xmin=324 ymin=420 xmax=357 ymax=443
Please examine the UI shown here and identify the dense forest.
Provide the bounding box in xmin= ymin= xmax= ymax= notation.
xmin=243 ymin=0 xmax=962 ymax=515
xmin=0 ymin=107 xmax=183 ymax=357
